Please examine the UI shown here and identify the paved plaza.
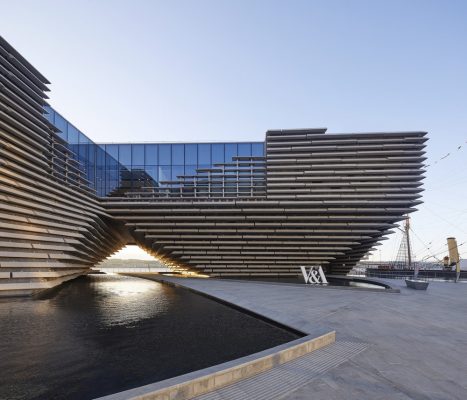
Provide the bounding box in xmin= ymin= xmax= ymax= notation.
xmin=139 ymin=276 xmax=467 ymax=400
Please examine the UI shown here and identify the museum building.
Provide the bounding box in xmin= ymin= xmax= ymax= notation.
xmin=0 ymin=36 xmax=427 ymax=296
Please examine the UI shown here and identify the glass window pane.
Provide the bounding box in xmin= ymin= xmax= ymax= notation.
xmin=198 ymin=144 xmax=211 ymax=164
xmin=132 ymin=145 xmax=145 ymax=165
xmin=104 ymin=144 xmax=119 ymax=161
xmin=211 ymin=144 xmax=224 ymax=164
xmin=53 ymin=113 xmax=67 ymax=141
xmin=87 ymin=161 xmax=95 ymax=185
xmin=172 ymin=165 xmax=185 ymax=180
xmin=225 ymin=143 xmax=237 ymax=162
xmin=159 ymin=144 xmax=171 ymax=165
xmin=252 ymin=142 xmax=264 ymax=156
xmin=95 ymin=147 xmax=106 ymax=194
xmin=145 ymin=165 xmax=158 ymax=182
xmin=79 ymin=132 xmax=89 ymax=145
xmin=145 ymin=144 xmax=158 ymax=165
xmin=77 ymin=133 xmax=88 ymax=162
xmin=67 ymin=125 xmax=79 ymax=160
xmin=44 ymin=106 xmax=54 ymax=124
xmin=108 ymin=159 xmax=119 ymax=192
xmin=119 ymin=144 xmax=131 ymax=166
xmin=238 ymin=143 xmax=252 ymax=157
xmin=120 ymin=166 xmax=131 ymax=189
xmin=131 ymin=166 xmax=146 ymax=190
xmin=185 ymin=165 xmax=198 ymax=176
xmin=96 ymin=147 xmax=105 ymax=169
xmin=172 ymin=144 xmax=184 ymax=164
xmin=158 ymin=166 xmax=171 ymax=182
xmin=87 ymin=144 xmax=96 ymax=166
xmin=67 ymin=124 xmax=79 ymax=144
xmin=185 ymin=144 xmax=197 ymax=164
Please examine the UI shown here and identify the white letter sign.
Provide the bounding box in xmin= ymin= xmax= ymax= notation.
xmin=300 ymin=265 xmax=328 ymax=285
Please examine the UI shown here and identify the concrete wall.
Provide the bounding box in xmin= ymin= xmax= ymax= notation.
xmin=0 ymin=36 xmax=127 ymax=296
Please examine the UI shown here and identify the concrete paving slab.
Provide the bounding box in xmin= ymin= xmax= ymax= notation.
xmin=134 ymin=275 xmax=467 ymax=400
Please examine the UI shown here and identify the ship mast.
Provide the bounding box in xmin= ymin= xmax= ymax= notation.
xmin=391 ymin=215 xmax=416 ymax=273
xmin=405 ymin=217 xmax=412 ymax=268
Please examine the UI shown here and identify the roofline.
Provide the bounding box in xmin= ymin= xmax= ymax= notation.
xmin=0 ymin=36 xmax=50 ymax=84
xmin=96 ymin=140 xmax=265 ymax=145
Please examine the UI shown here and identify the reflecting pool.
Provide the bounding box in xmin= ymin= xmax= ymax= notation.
xmin=0 ymin=274 xmax=299 ymax=400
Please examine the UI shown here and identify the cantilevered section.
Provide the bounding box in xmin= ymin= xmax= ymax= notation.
xmin=265 ymin=129 xmax=426 ymax=274
xmin=102 ymin=129 xmax=426 ymax=276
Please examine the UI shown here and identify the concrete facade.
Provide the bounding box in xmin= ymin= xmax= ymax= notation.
xmin=0 ymin=37 xmax=127 ymax=296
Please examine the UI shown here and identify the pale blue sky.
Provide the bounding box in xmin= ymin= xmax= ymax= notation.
xmin=2 ymin=0 xmax=467 ymax=262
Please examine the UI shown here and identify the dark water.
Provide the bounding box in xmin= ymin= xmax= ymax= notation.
xmin=0 ymin=274 xmax=299 ymax=400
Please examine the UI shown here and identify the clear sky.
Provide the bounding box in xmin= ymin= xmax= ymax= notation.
xmin=2 ymin=0 xmax=466 ymax=262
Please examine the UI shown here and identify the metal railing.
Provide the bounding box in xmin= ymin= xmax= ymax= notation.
xmin=92 ymin=267 xmax=171 ymax=273
xmin=350 ymin=268 xmax=466 ymax=281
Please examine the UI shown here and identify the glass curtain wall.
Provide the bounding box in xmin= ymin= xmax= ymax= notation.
xmin=98 ymin=142 xmax=265 ymax=189
xmin=45 ymin=106 xmax=265 ymax=196
xmin=44 ymin=106 xmax=125 ymax=196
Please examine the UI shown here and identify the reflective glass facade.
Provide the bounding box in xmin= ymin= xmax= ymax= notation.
xmin=45 ymin=106 xmax=264 ymax=196
xmin=98 ymin=142 xmax=264 ymax=189
xmin=44 ymin=106 xmax=127 ymax=197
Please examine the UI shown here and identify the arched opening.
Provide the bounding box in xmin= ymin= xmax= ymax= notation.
xmin=94 ymin=245 xmax=172 ymax=274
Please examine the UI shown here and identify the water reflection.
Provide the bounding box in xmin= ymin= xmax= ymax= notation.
xmin=91 ymin=276 xmax=170 ymax=327
xmin=0 ymin=274 xmax=298 ymax=400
